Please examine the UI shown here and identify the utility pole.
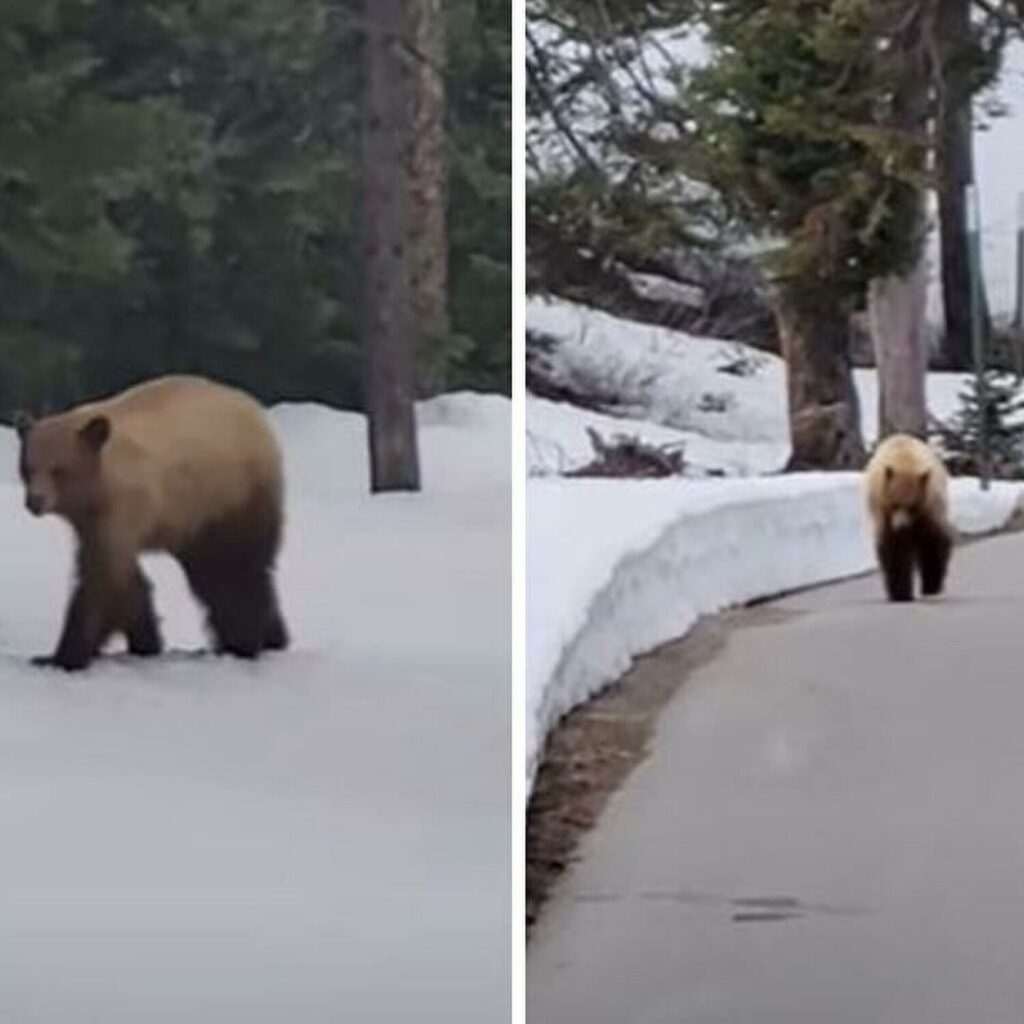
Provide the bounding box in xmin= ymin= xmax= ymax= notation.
xmin=966 ymin=183 xmax=990 ymax=490
xmin=1015 ymin=192 xmax=1024 ymax=382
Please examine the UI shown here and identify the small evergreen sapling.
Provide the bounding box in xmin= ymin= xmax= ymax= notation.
xmin=935 ymin=371 xmax=1024 ymax=479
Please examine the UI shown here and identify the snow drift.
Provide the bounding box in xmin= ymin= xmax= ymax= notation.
xmin=527 ymin=475 xmax=1024 ymax=786
xmin=527 ymin=297 xmax=974 ymax=478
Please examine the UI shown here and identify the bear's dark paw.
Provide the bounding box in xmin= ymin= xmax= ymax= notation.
xmin=31 ymin=653 xmax=90 ymax=672
xmin=262 ymin=616 xmax=289 ymax=652
xmin=213 ymin=633 xmax=262 ymax=660
xmin=220 ymin=646 xmax=260 ymax=661
xmin=127 ymin=635 xmax=163 ymax=658
xmin=885 ymin=583 xmax=915 ymax=602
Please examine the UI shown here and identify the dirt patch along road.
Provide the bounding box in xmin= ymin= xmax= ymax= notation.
xmin=528 ymin=530 xmax=1024 ymax=1024
xmin=527 ymin=615 xmax=748 ymax=929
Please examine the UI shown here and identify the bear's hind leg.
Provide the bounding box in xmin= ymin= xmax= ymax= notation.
xmin=878 ymin=528 xmax=915 ymax=602
xmin=122 ymin=566 xmax=163 ymax=657
xmin=917 ymin=520 xmax=953 ymax=596
xmin=262 ymin=580 xmax=289 ymax=652
xmin=212 ymin=568 xmax=275 ymax=659
xmin=179 ymin=490 xmax=285 ymax=660
xmin=180 ymin=553 xmax=272 ymax=660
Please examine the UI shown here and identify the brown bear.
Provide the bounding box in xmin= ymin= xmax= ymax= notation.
xmin=864 ymin=433 xmax=953 ymax=603
xmin=16 ymin=375 xmax=289 ymax=670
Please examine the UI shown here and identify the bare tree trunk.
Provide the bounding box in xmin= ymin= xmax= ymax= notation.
xmin=775 ymin=282 xmax=865 ymax=470
xmin=361 ymin=0 xmax=421 ymax=492
xmin=409 ymin=0 xmax=449 ymax=397
xmin=936 ymin=0 xmax=990 ymax=369
xmin=869 ymin=256 xmax=929 ymax=438
xmin=868 ymin=0 xmax=931 ymax=437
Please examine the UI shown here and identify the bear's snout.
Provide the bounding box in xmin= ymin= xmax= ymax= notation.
xmin=890 ymin=508 xmax=911 ymax=530
xmin=25 ymin=491 xmax=46 ymax=516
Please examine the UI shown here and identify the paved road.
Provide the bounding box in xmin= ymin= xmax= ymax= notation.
xmin=528 ymin=531 xmax=1024 ymax=1024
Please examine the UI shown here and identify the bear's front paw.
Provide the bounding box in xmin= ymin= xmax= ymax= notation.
xmin=32 ymin=652 xmax=90 ymax=672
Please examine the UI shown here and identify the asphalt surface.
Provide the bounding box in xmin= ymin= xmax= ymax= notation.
xmin=528 ymin=531 xmax=1024 ymax=1023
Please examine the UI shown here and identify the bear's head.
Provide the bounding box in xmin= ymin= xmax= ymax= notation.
xmin=884 ymin=464 xmax=930 ymax=530
xmin=16 ymin=412 xmax=111 ymax=520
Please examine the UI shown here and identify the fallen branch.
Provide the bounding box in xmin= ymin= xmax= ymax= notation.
xmin=565 ymin=427 xmax=686 ymax=478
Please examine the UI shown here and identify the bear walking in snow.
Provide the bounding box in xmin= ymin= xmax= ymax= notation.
xmin=864 ymin=433 xmax=953 ymax=603
xmin=17 ymin=375 xmax=289 ymax=670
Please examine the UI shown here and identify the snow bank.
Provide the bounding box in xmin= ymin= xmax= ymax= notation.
xmin=270 ymin=390 xmax=511 ymax=501
xmin=529 ymin=297 xmax=790 ymax=444
xmin=528 ymin=394 xmax=788 ymax=478
xmin=526 ymin=475 xmax=1024 ymax=785
xmin=0 ymin=393 xmax=510 ymax=1024
xmin=527 ymin=298 xmax=974 ymax=475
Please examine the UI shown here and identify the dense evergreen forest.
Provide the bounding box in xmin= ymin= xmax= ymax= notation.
xmin=0 ymin=0 xmax=510 ymax=415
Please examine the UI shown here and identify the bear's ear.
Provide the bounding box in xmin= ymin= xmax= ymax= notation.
xmin=13 ymin=411 xmax=34 ymax=440
xmin=78 ymin=415 xmax=110 ymax=452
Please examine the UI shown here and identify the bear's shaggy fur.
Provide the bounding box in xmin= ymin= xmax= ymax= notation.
xmin=864 ymin=433 xmax=953 ymax=603
xmin=17 ymin=375 xmax=288 ymax=669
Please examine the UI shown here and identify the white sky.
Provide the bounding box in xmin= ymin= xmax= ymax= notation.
xmin=975 ymin=40 xmax=1024 ymax=315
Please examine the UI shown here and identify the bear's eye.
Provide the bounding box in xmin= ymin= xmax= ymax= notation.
xmin=51 ymin=465 xmax=67 ymax=482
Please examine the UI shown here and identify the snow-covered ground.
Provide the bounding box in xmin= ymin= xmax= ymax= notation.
xmin=527 ymin=298 xmax=972 ymax=477
xmin=0 ymin=394 xmax=510 ymax=1023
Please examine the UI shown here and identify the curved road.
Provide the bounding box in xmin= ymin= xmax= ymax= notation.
xmin=528 ymin=531 xmax=1024 ymax=1024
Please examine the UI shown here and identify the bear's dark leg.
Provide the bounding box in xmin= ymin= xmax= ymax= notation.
xmin=878 ymin=528 xmax=915 ymax=602
xmin=262 ymin=579 xmax=289 ymax=652
xmin=178 ymin=493 xmax=284 ymax=660
xmin=916 ymin=520 xmax=953 ymax=597
xmin=37 ymin=582 xmax=111 ymax=671
xmin=179 ymin=556 xmax=264 ymax=658
xmin=223 ymin=568 xmax=286 ymax=657
xmin=211 ymin=568 xmax=275 ymax=659
xmin=122 ymin=566 xmax=163 ymax=657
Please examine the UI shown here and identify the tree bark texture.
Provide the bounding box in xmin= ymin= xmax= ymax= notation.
xmin=775 ymin=282 xmax=865 ymax=470
xmin=360 ymin=0 xmax=421 ymax=492
xmin=409 ymin=0 xmax=450 ymax=397
xmin=869 ymin=258 xmax=929 ymax=439
xmin=868 ymin=3 xmax=930 ymax=438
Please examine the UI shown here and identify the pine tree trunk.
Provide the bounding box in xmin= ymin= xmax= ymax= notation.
xmin=937 ymin=0 xmax=990 ymax=370
xmin=775 ymin=282 xmax=865 ymax=470
xmin=409 ymin=0 xmax=449 ymax=398
xmin=869 ymin=256 xmax=929 ymax=439
xmin=360 ymin=0 xmax=421 ymax=492
xmin=868 ymin=0 xmax=931 ymax=441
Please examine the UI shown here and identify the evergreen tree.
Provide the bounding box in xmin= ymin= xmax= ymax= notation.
xmin=684 ymin=1 xmax=917 ymax=468
xmin=447 ymin=0 xmax=511 ymax=393
xmin=0 ymin=0 xmax=511 ymax=417
xmin=0 ymin=0 xmax=184 ymax=412
xmin=936 ymin=371 xmax=1024 ymax=479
